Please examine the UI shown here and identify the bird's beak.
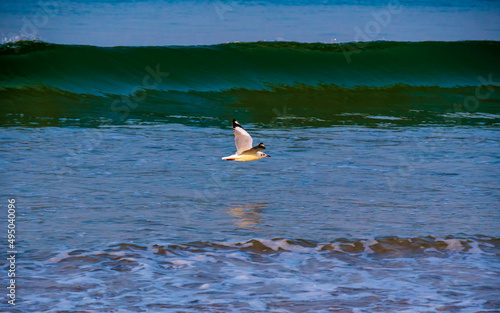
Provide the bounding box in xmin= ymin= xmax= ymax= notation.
xmin=266 ymin=155 xmax=271 ymax=157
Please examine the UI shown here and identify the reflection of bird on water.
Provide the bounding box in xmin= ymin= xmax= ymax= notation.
xmin=228 ymin=204 xmax=267 ymax=229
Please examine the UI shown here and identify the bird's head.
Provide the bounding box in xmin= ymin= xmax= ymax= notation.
xmin=257 ymin=151 xmax=271 ymax=158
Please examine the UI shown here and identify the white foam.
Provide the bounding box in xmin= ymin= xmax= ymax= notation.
xmin=233 ymin=275 xmax=250 ymax=280
xmin=131 ymin=262 xmax=154 ymax=280
xmin=97 ymin=251 xmax=127 ymax=257
xmin=466 ymin=241 xmax=485 ymax=254
xmin=317 ymin=243 xmax=345 ymax=252
xmin=424 ymin=247 xmax=442 ymax=254
xmin=361 ymin=239 xmax=379 ymax=254
xmin=481 ymin=242 xmax=495 ymax=248
xmin=332 ymin=244 xmax=345 ymax=252
xmin=365 ymin=115 xmax=404 ymax=120
xmin=441 ymin=239 xmax=465 ymax=252
xmin=258 ymin=239 xmax=304 ymax=251
xmin=220 ymin=238 xmax=306 ymax=252
xmin=47 ymin=251 xmax=71 ymax=263
xmin=217 ymin=241 xmax=242 ymax=247
xmin=171 ymin=260 xmax=193 ymax=268
xmin=228 ymin=273 xmax=261 ymax=284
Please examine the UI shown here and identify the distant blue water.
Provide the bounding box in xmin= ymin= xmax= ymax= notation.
xmin=1 ymin=0 xmax=499 ymax=46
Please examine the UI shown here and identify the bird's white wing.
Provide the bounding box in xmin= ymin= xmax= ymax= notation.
xmin=233 ymin=119 xmax=253 ymax=155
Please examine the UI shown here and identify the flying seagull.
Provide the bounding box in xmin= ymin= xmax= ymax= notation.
xmin=222 ymin=119 xmax=271 ymax=161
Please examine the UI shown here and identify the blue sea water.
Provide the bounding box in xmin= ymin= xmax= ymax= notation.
xmin=1 ymin=124 xmax=499 ymax=312
xmin=1 ymin=0 xmax=500 ymax=45
xmin=0 ymin=0 xmax=500 ymax=312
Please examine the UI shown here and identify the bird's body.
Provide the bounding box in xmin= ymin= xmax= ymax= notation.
xmin=222 ymin=153 xmax=266 ymax=162
xmin=222 ymin=120 xmax=271 ymax=161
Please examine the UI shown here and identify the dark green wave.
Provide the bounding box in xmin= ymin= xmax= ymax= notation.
xmin=1 ymin=40 xmax=499 ymax=127
xmin=1 ymin=84 xmax=499 ymax=127
xmin=1 ymin=40 xmax=499 ymax=94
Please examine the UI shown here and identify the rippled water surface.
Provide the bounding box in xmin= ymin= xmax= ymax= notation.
xmin=1 ymin=125 xmax=499 ymax=312
xmin=1 ymin=0 xmax=500 ymax=311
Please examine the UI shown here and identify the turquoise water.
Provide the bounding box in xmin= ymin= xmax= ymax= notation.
xmin=1 ymin=41 xmax=499 ymax=128
xmin=1 ymin=0 xmax=500 ymax=312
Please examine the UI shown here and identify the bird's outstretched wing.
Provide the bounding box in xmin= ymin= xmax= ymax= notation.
xmin=233 ymin=119 xmax=253 ymax=154
xmin=240 ymin=143 xmax=266 ymax=155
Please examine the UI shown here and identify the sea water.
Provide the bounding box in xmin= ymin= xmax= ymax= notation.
xmin=1 ymin=0 xmax=499 ymax=312
xmin=1 ymin=125 xmax=499 ymax=312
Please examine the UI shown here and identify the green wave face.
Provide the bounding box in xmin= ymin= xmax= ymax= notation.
xmin=1 ymin=40 xmax=499 ymax=127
